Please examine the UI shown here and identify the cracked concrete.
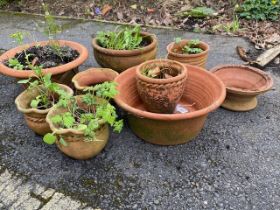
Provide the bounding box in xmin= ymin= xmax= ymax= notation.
xmin=0 ymin=11 xmax=279 ymax=209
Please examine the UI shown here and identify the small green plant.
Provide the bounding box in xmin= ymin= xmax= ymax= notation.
xmin=8 ymin=58 xmax=24 ymax=70
xmin=223 ymin=16 xmax=240 ymax=33
xmin=18 ymin=65 xmax=67 ymax=109
xmin=175 ymin=38 xmax=203 ymax=54
xmin=42 ymin=3 xmax=61 ymax=40
xmin=96 ymin=25 xmax=144 ymax=50
xmin=237 ymin=0 xmax=280 ymax=21
xmin=43 ymin=82 xmax=123 ymax=145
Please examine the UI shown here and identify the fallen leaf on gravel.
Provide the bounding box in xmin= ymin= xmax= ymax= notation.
xmin=131 ymin=4 xmax=137 ymax=10
xmin=117 ymin=12 xmax=123 ymax=20
xmin=236 ymin=46 xmax=250 ymax=62
xmin=102 ymin=4 xmax=112 ymax=16
xmin=265 ymin=33 xmax=280 ymax=44
xmin=147 ymin=8 xmax=156 ymax=14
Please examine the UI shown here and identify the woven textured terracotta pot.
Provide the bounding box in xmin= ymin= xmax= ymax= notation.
xmin=114 ymin=64 xmax=226 ymax=145
xmin=92 ymin=32 xmax=157 ymax=72
xmin=211 ymin=65 xmax=273 ymax=111
xmin=15 ymin=84 xmax=74 ymax=135
xmin=72 ymin=68 xmax=119 ymax=92
xmin=136 ymin=59 xmax=187 ymax=114
xmin=46 ymin=96 xmax=109 ymax=160
xmin=0 ymin=40 xmax=88 ymax=87
xmin=166 ymin=40 xmax=209 ymax=68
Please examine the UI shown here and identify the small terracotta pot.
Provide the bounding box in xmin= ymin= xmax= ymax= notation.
xmin=92 ymin=32 xmax=157 ymax=72
xmin=0 ymin=40 xmax=89 ymax=87
xmin=166 ymin=40 xmax=209 ymax=68
xmin=46 ymin=96 xmax=109 ymax=160
xmin=114 ymin=64 xmax=226 ymax=145
xmin=211 ymin=65 xmax=273 ymax=111
xmin=72 ymin=68 xmax=119 ymax=92
xmin=15 ymin=84 xmax=74 ymax=135
xmin=136 ymin=59 xmax=187 ymax=114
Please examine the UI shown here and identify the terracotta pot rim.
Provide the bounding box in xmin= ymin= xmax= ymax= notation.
xmin=166 ymin=40 xmax=209 ymax=58
xmin=72 ymin=68 xmax=119 ymax=90
xmin=92 ymin=32 xmax=157 ymax=56
xmin=46 ymin=95 xmax=106 ymax=135
xmin=210 ymin=64 xmax=274 ymax=95
xmin=136 ymin=59 xmax=187 ymax=84
xmin=0 ymin=40 xmax=89 ymax=79
xmin=114 ymin=64 xmax=226 ymax=121
xmin=15 ymin=84 xmax=73 ymax=114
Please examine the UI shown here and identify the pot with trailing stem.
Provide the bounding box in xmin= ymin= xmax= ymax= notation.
xmin=0 ymin=40 xmax=88 ymax=87
xmin=166 ymin=39 xmax=209 ymax=68
xmin=15 ymin=84 xmax=74 ymax=135
xmin=136 ymin=59 xmax=188 ymax=114
xmin=114 ymin=64 xmax=226 ymax=145
xmin=72 ymin=68 xmax=119 ymax=93
xmin=46 ymin=96 xmax=109 ymax=160
xmin=92 ymin=32 xmax=158 ymax=72
xmin=211 ymin=64 xmax=273 ymax=111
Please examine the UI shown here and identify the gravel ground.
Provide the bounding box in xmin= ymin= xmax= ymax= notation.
xmin=0 ymin=12 xmax=279 ymax=209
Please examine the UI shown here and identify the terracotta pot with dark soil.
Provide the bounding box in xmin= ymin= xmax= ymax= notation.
xmin=211 ymin=64 xmax=273 ymax=111
xmin=15 ymin=84 xmax=74 ymax=135
xmin=46 ymin=96 xmax=110 ymax=160
xmin=72 ymin=68 xmax=119 ymax=92
xmin=167 ymin=39 xmax=209 ymax=68
xmin=0 ymin=40 xmax=88 ymax=87
xmin=114 ymin=64 xmax=226 ymax=145
xmin=136 ymin=59 xmax=187 ymax=114
xmin=92 ymin=30 xmax=157 ymax=72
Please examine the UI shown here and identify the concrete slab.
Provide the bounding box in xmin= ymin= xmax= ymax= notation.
xmin=0 ymin=12 xmax=279 ymax=209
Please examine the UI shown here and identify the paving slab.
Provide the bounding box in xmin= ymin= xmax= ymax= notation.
xmin=0 ymin=12 xmax=279 ymax=209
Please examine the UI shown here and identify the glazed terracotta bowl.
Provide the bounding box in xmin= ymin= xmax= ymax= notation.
xmin=0 ymin=40 xmax=88 ymax=87
xmin=92 ymin=32 xmax=157 ymax=73
xmin=114 ymin=64 xmax=226 ymax=145
xmin=72 ymin=68 xmax=119 ymax=92
xmin=211 ymin=65 xmax=273 ymax=111
xmin=166 ymin=40 xmax=209 ymax=68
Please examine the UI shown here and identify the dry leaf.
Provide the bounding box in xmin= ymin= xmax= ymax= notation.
xmin=130 ymin=4 xmax=137 ymax=9
xmin=102 ymin=4 xmax=112 ymax=16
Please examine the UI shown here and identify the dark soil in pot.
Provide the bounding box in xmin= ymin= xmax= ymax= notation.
xmin=4 ymin=45 xmax=79 ymax=70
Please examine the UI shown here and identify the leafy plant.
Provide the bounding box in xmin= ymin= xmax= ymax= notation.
xmin=179 ymin=7 xmax=216 ymax=18
xmin=181 ymin=39 xmax=203 ymax=54
xmin=42 ymin=3 xmax=61 ymax=40
xmin=43 ymin=82 xmax=123 ymax=145
xmin=8 ymin=58 xmax=24 ymax=70
xmin=18 ymin=65 xmax=67 ymax=109
xmin=237 ymin=0 xmax=280 ymax=21
xmin=96 ymin=25 xmax=144 ymax=50
xmin=224 ymin=16 xmax=240 ymax=33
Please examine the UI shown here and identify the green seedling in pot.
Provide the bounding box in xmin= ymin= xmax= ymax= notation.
xmin=43 ymin=81 xmax=123 ymax=146
xmin=96 ymin=25 xmax=144 ymax=50
xmin=175 ymin=38 xmax=204 ymax=54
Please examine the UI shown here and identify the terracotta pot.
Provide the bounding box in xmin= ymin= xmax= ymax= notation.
xmin=166 ymin=40 xmax=209 ymax=68
xmin=92 ymin=32 xmax=157 ymax=72
xmin=136 ymin=59 xmax=187 ymax=114
xmin=15 ymin=84 xmax=74 ymax=135
xmin=0 ymin=40 xmax=89 ymax=87
xmin=114 ymin=64 xmax=226 ymax=145
xmin=46 ymin=96 xmax=109 ymax=160
xmin=211 ymin=65 xmax=273 ymax=111
xmin=72 ymin=68 xmax=119 ymax=92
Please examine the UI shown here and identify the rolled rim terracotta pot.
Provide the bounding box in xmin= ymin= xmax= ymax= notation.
xmin=0 ymin=40 xmax=89 ymax=86
xmin=72 ymin=68 xmax=119 ymax=91
xmin=136 ymin=59 xmax=188 ymax=114
xmin=114 ymin=64 xmax=226 ymax=145
xmin=15 ymin=84 xmax=74 ymax=136
xmin=211 ymin=64 xmax=273 ymax=111
xmin=46 ymin=95 xmax=109 ymax=160
xmin=92 ymin=32 xmax=157 ymax=72
xmin=166 ymin=39 xmax=209 ymax=68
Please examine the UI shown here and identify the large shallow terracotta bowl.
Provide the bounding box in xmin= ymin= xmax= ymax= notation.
xmin=114 ymin=64 xmax=226 ymax=145
xmin=92 ymin=32 xmax=157 ymax=73
xmin=211 ymin=65 xmax=273 ymax=111
xmin=0 ymin=40 xmax=88 ymax=86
